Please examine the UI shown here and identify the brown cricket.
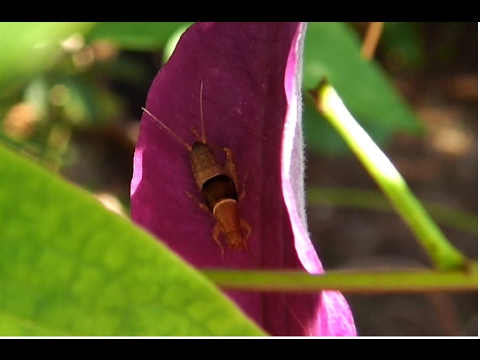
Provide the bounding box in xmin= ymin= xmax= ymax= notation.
xmin=142 ymin=80 xmax=251 ymax=258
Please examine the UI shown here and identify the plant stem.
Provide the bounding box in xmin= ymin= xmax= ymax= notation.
xmin=315 ymin=82 xmax=470 ymax=271
xmin=361 ymin=22 xmax=384 ymax=60
xmin=203 ymin=265 xmax=477 ymax=293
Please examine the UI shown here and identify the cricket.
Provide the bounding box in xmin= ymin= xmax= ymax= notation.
xmin=141 ymin=80 xmax=251 ymax=259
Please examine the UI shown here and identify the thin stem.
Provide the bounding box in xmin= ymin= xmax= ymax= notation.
xmin=202 ymin=265 xmax=477 ymax=293
xmin=315 ymin=82 xmax=470 ymax=271
xmin=361 ymin=22 xmax=384 ymax=60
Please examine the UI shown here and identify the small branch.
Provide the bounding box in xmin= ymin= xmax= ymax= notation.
xmin=361 ymin=22 xmax=384 ymax=60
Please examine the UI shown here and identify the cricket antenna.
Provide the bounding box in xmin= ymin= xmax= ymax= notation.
xmin=199 ymin=79 xmax=207 ymax=144
xmin=141 ymin=107 xmax=192 ymax=152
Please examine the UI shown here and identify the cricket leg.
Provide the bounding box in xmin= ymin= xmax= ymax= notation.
xmin=185 ymin=191 xmax=209 ymax=212
xmin=223 ymin=147 xmax=249 ymax=203
xmin=223 ymin=147 xmax=240 ymax=190
xmin=213 ymin=223 xmax=225 ymax=259
xmin=238 ymin=172 xmax=249 ymax=202
xmin=240 ymin=219 xmax=252 ymax=240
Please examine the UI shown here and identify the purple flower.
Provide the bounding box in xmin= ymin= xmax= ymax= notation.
xmin=131 ymin=22 xmax=356 ymax=336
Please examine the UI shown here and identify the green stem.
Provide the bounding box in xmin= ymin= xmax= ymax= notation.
xmin=203 ymin=265 xmax=477 ymax=293
xmin=316 ymin=82 xmax=470 ymax=271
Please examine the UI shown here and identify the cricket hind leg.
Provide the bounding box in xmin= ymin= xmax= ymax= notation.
xmin=222 ymin=147 xmax=238 ymax=187
xmin=240 ymin=219 xmax=251 ymax=239
xmin=238 ymin=172 xmax=249 ymax=203
xmin=213 ymin=223 xmax=226 ymax=260
xmin=222 ymin=147 xmax=249 ymax=202
xmin=187 ymin=191 xmax=227 ymax=260
xmin=185 ymin=191 xmax=210 ymax=212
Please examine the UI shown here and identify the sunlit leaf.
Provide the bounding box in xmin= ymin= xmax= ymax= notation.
xmin=0 ymin=22 xmax=95 ymax=97
xmin=88 ymin=22 xmax=193 ymax=51
xmin=0 ymin=145 xmax=264 ymax=336
xmin=302 ymin=22 xmax=423 ymax=155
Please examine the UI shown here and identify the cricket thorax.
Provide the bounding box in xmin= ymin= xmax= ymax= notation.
xmin=190 ymin=141 xmax=224 ymax=190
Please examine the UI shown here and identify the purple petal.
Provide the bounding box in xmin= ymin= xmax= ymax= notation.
xmin=131 ymin=22 xmax=356 ymax=336
xmin=282 ymin=24 xmax=357 ymax=336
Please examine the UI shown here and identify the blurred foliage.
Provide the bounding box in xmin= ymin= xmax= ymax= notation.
xmin=87 ymin=22 xmax=193 ymax=51
xmin=302 ymin=22 xmax=423 ymax=155
xmin=0 ymin=21 xmax=430 ymax=170
xmin=0 ymin=22 xmax=96 ymax=97
xmin=0 ymin=21 xmax=474 ymax=198
xmin=380 ymin=22 xmax=425 ymax=71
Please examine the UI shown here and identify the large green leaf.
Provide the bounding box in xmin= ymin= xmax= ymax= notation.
xmin=0 ymin=22 xmax=96 ymax=98
xmin=0 ymin=145 xmax=264 ymax=336
xmin=88 ymin=22 xmax=193 ymax=51
xmin=302 ymin=22 xmax=423 ymax=155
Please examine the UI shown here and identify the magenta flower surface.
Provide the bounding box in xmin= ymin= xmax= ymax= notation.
xmin=131 ymin=22 xmax=356 ymax=336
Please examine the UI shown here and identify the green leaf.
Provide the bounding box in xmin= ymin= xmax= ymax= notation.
xmin=0 ymin=145 xmax=264 ymax=336
xmin=163 ymin=23 xmax=193 ymax=63
xmin=88 ymin=22 xmax=193 ymax=51
xmin=0 ymin=22 xmax=96 ymax=98
xmin=381 ymin=22 xmax=425 ymax=69
xmin=303 ymin=22 xmax=423 ymax=155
